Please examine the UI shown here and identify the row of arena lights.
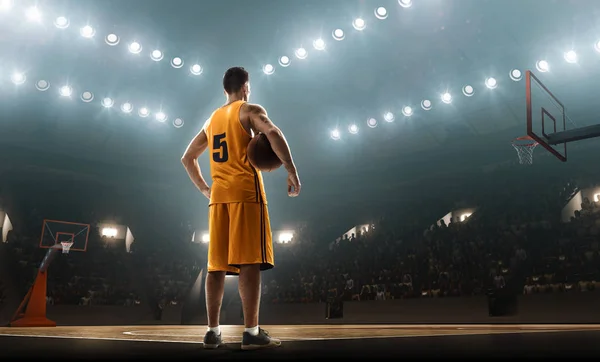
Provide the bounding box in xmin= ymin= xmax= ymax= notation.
xmin=5 ymin=75 xmax=184 ymax=128
xmin=328 ymin=47 xmax=593 ymax=140
xmin=262 ymin=0 xmax=413 ymax=74
xmin=0 ymin=1 xmax=204 ymax=76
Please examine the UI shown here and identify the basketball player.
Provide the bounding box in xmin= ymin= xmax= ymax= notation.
xmin=181 ymin=66 xmax=301 ymax=350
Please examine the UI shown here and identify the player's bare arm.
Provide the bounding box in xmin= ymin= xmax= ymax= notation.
xmin=243 ymin=103 xmax=296 ymax=172
xmin=181 ymin=129 xmax=211 ymax=199
xmin=242 ymin=103 xmax=301 ymax=197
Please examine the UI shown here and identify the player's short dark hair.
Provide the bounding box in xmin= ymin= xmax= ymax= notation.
xmin=223 ymin=67 xmax=249 ymax=94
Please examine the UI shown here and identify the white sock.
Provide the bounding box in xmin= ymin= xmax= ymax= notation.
xmin=245 ymin=326 xmax=259 ymax=336
xmin=208 ymin=326 xmax=221 ymax=335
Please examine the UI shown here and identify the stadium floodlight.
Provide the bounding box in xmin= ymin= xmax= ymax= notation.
xmin=352 ymin=18 xmax=366 ymax=31
xmin=374 ymin=7 xmax=388 ymax=20
xmin=367 ymin=118 xmax=378 ymax=128
xmin=398 ymin=0 xmax=413 ymax=8
xmin=330 ymin=129 xmax=341 ymax=140
xmin=535 ymin=60 xmax=549 ymax=73
xmin=138 ymin=107 xmax=150 ymax=118
xmin=54 ymin=16 xmax=69 ymax=29
xmin=441 ymin=92 xmax=452 ymax=104
xmin=332 ymin=29 xmax=345 ymax=41
xmin=155 ymin=111 xmax=167 ymax=122
xmin=59 ymin=85 xmax=73 ymax=97
xmin=348 ymin=124 xmax=358 ymax=134
xmin=313 ymin=38 xmax=326 ymax=51
xmin=294 ymin=47 xmax=308 ymax=60
xmin=190 ymin=64 xmax=203 ymax=75
xmin=128 ymin=42 xmax=142 ymax=54
xmin=384 ymin=112 xmax=395 ymax=122
xmin=278 ymin=56 xmax=291 ymax=67
xmin=462 ymin=85 xmax=474 ymax=96
xmin=150 ymin=49 xmax=163 ymax=61
xmin=421 ymin=99 xmax=432 ymax=110
xmin=101 ymin=97 xmax=114 ymax=108
xmin=10 ymin=72 xmax=25 ymax=85
xmin=80 ymin=91 xmax=94 ymax=102
xmin=402 ymin=106 xmax=413 ymax=117
xmin=105 ymin=33 xmax=119 ymax=46
xmin=36 ymin=79 xmax=50 ymax=91
xmin=485 ymin=77 xmax=497 ymax=89
xmin=121 ymin=102 xmax=133 ymax=113
xmin=171 ymin=57 xmax=183 ymax=68
xmin=564 ymin=50 xmax=577 ymax=64
xmin=262 ymin=64 xmax=274 ymax=75
xmin=25 ymin=6 xmax=42 ymax=22
xmin=509 ymin=69 xmax=522 ymax=81
xmin=80 ymin=25 xmax=95 ymax=38
xmin=173 ymin=118 xmax=184 ymax=128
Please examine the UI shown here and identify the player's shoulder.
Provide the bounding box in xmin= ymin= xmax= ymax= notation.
xmin=242 ymin=102 xmax=267 ymax=114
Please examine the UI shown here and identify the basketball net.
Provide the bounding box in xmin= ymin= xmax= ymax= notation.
xmin=60 ymin=241 xmax=74 ymax=254
xmin=512 ymin=136 xmax=538 ymax=165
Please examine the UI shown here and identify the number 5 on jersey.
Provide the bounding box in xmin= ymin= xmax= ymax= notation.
xmin=213 ymin=133 xmax=228 ymax=163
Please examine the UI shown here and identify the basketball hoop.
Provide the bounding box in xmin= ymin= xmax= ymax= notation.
xmin=60 ymin=241 xmax=74 ymax=254
xmin=512 ymin=136 xmax=538 ymax=165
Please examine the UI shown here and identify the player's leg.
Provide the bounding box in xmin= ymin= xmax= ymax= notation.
xmin=204 ymin=203 xmax=239 ymax=349
xmin=227 ymin=202 xmax=279 ymax=350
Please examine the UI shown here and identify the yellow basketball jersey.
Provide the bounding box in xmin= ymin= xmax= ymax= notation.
xmin=203 ymin=100 xmax=267 ymax=205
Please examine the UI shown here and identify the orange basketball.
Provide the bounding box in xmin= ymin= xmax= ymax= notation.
xmin=247 ymin=133 xmax=282 ymax=172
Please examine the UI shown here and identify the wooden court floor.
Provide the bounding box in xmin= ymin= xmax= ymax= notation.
xmin=1 ymin=324 xmax=600 ymax=344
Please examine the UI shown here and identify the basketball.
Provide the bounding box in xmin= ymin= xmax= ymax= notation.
xmin=247 ymin=133 xmax=282 ymax=172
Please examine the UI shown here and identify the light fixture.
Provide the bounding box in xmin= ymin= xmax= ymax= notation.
xmin=352 ymin=18 xmax=366 ymax=31
xmin=80 ymin=91 xmax=94 ymax=102
xmin=101 ymin=97 xmax=114 ymax=108
xmin=121 ymin=102 xmax=133 ymax=113
xmin=462 ymin=85 xmax=474 ymax=96
xmin=313 ymin=38 xmax=326 ymax=51
xmin=188 ymin=64 xmax=202 ymax=75
xmin=105 ymin=34 xmax=119 ymax=46
xmin=398 ymin=0 xmax=413 ymax=8
xmin=421 ymin=99 xmax=432 ymax=110
xmin=330 ymin=129 xmax=341 ymax=140
xmin=171 ymin=57 xmax=184 ymax=68
xmin=367 ymin=118 xmax=378 ymax=128
xmin=278 ymin=56 xmax=291 ymax=67
xmin=509 ymin=69 xmax=522 ymax=82
xmin=294 ymin=47 xmax=308 ymax=60
xmin=173 ymin=118 xmax=184 ymax=128
xmin=80 ymin=25 xmax=95 ymax=38
xmin=263 ymin=64 xmax=274 ymax=75
xmin=332 ymin=29 xmax=345 ymax=41
xmin=535 ymin=60 xmax=549 ymax=73
xmin=128 ymin=42 xmax=142 ymax=54
xmin=374 ymin=7 xmax=388 ymax=20
xmin=54 ymin=16 xmax=69 ymax=29
xmin=10 ymin=72 xmax=25 ymax=85
xmin=150 ymin=49 xmax=163 ymax=61
xmin=485 ymin=77 xmax=497 ymax=89
xmin=384 ymin=112 xmax=395 ymax=122
xmin=59 ymin=86 xmax=73 ymax=97
xmin=35 ymin=80 xmax=50 ymax=91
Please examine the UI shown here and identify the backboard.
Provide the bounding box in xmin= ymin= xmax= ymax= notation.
xmin=526 ymin=70 xmax=567 ymax=162
xmin=39 ymin=219 xmax=90 ymax=252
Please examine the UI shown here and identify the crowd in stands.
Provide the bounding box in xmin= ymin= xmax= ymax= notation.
xmin=1 ymin=167 xmax=600 ymax=310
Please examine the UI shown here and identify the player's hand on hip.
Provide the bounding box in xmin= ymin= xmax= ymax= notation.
xmin=287 ymin=171 xmax=301 ymax=197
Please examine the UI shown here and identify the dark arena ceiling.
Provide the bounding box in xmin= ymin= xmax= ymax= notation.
xmin=2 ymin=0 xmax=600 ymax=227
